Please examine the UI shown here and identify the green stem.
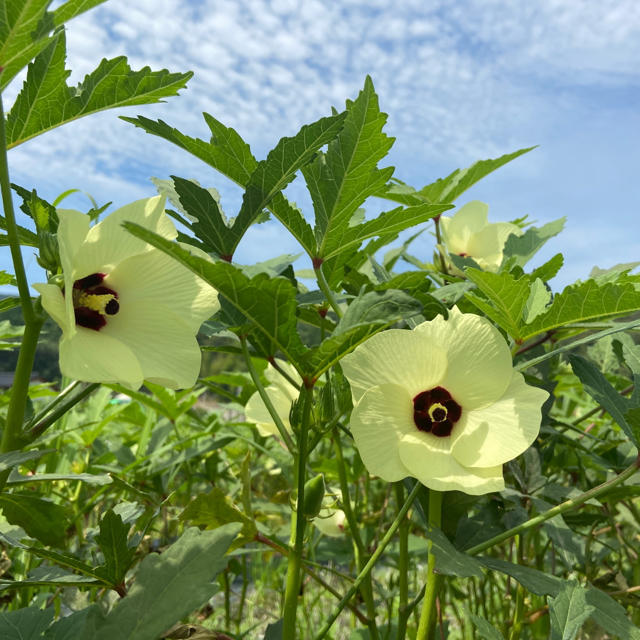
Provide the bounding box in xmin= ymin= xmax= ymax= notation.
xmin=416 ymin=489 xmax=443 ymax=640
xmin=333 ymin=432 xmax=379 ymax=639
xmin=395 ymin=483 xmax=410 ymax=640
xmin=467 ymin=455 xmax=640 ymax=556
xmin=240 ymin=337 xmax=296 ymax=453
xmin=25 ymin=380 xmax=82 ymax=430
xmin=282 ymin=383 xmax=313 ymax=640
xmin=0 ymin=95 xmax=34 ymax=323
xmin=26 ymin=383 xmax=100 ymax=441
xmin=314 ymin=481 xmax=422 ymax=640
xmin=433 ymin=216 xmax=448 ymax=275
xmin=314 ymin=263 xmax=343 ymax=318
xmin=508 ymin=535 xmax=525 ymax=640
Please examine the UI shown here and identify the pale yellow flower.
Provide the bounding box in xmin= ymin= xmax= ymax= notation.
xmin=34 ymin=197 xmax=218 ymax=390
xmin=341 ymin=308 xmax=548 ymax=495
xmin=439 ymin=201 xmax=522 ymax=272
xmin=244 ymin=361 xmax=300 ymax=437
xmin=314 ymin=507 xmax=347 ymax=537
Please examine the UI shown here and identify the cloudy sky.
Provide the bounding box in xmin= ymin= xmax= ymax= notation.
xmin=3 ymin=0 xmax=640 ymax=293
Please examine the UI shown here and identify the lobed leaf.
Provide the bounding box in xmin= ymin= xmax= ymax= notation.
xmin=94 ymin=510 xmax=136 ymax=586
xmin=6 ymin=30 xmax=192 ymax=148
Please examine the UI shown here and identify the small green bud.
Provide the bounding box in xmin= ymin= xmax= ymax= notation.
xmin=302 ymin=473 xmax=325 ymax=519
xmin=37 ymin=231 xmax=60 ymax=272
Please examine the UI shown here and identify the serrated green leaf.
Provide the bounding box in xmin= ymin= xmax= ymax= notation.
xmin=530 ymin=252 xmax=564 ymax=282
xmin=0 ymin=270 xmax=16 ymax=285
xmin=569 ymin=354 xmax=639 ymax=447
xmin=0 ymin=214 xmax=38 ymax=246
xmin=523 ymin=278 xmax=551 ymax=323
xmin=379 ymin=147 xmax=536 ymax=205
xmin=235 ymin=111 xmax=345 ymax=257
xmin=523 ymin=279 xmax=640 ymax=342
xmin=12 ymin=183 xmax=58 ymax=232
xmin=94 ymin=510 xmax=136 ymax=585
xmin=93 ymin=524 xmax=241 ymax=640
xmin=0 ymin=0 xmax=107 ymax=91
xmin=303 ymin=76 xmax=393 ymax=256
xmin=322 ymin=202 xmax=451 ymax=261
xmin=306 ymin=323 xmax=387 ymax=379
xmin=0 ymin=492 xmax=69 ymax=547
xmin=335 ymin=289 xmax=423 ymax=334
xmin=179 ymin=488 xmax=256 ymax=551
xmin=171 ymin=176 xmax=235 ymax=257
xmin=464 ymin=269 xmax=531 ymax=340
xmin=503 ymin=218 xmax=566 ymax=268
xmin=0 ymin=605 xmax=54 ymax=640
xmin=548 ymin=582 xmax=595 ymax=640
xmin=6 ymin=29 xmax=192 ymax=147
xmin=123 ymin=114 xmax=317 ymax=255
xmin=121 ymin=223 xmax=309 ymax=372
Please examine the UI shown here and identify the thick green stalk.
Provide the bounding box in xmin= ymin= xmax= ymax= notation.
xmin=0 ymin=94 xmax=45 ymax=470
xmin=333 ymin=433 xmax=379 ymax=639
xmin=314 ymin=482 xmax=422 ymax=640
xmin=467 ymin=455 xmax=640 ymax=556
xmin=433 ymin=216 xmax=448 ymax=275
xmin=282 ymin=383 xmax=313 ymax=640
xmin=395 ymin=483 xmax=410 ymax=640
xmin=240 ymin=337 xmax=296 ymax=453
xmin=314 ymin=263 xmax=343 ymax=318
xmin=416 ymin=489 xmax=443 ymax=640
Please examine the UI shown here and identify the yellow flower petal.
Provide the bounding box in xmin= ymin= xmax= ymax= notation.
xmin=245 ymin=380 xmax=297 ymax=437
xmin=451 ymin=371 xmax=549 ymax=468
xmin=108 ymin=246 xmax=218 ymax=333
xmin=60 ymin=329 xmax=143 ymax=389
xmin=340 ymin=330 xmax=447 ymax=403
xmin=71 ymin=196 xmax=175 ymax=277
xmin=348 ymin=383 xmax=417 ymax=482
xmin=414 ymin=309 xmax=512 ymax=409
xmin=33 ymin=284 xmax=69 ymax=332
xmin=398 ymin=432 xmax=505 ymax=495
xmin=314 ymin=508 xmax=346 ymax=537
xmin=103 ymin=301 xmax=202 ymax=389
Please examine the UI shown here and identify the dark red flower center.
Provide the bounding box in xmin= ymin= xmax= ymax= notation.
xmin=412 ymin=386 xmax=462 ymax=437
xmin=71 ymin=272 xmax=119 ymax=331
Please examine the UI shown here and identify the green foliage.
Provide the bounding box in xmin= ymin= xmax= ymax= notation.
xmin=548 ymin=583 xmax=595 ymax=640
xmin=0 ymin=606 xmax=54 ymax=640
xmin=93 ymin=510 xmax=136 ymax=586
xmin=5 ymin=29 xmax=192 ymax=148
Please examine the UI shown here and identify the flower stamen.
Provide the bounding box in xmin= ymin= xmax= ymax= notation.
xmin=71 ymin=272 xmax=119 ymax=331
xmin=413 ymin=386 xmax=462 ymax=438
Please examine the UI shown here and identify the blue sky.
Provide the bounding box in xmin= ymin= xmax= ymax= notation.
xmin=3 ymin=0 xmax=640 ymax=295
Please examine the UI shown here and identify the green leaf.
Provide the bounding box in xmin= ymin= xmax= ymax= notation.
xmin=425 ymin=527 xmax=484 ymax=578
xmin=121 ymin=224 xmax=309 ymax=371
xmin=522 ymin=278 xmax=551 ymax=324
xmin=569 ymin=354 xmax=639 ymax=447
xmin=530 ymin=252 xmax=564 ymax=282
xmin=306 ymin=323 xmax=387 ymax=379
xmin=466 ymin=612 xmax=504 ymax=640
xmin=93 ymin=524 xmax=241 ymax=640
xmin=303 ymin=76 xmax=393 ymax=256
xmin=0 ymin=448 xmax=53 ymax=472
xmin=322 ymin=202 xmax=451 ymax=261
xmin=123 ymin=114 xmax=317 ymax=255
xmin=548 ymin=582 xmax=595 ymax=640
xmin=0 ymin=297 xmax=21 ymax=313
xmin=522 ymin=279 xmax=640 ymax=342
xmin=0 ymin=0 xmax=107 ymax=91
xmin=0 ymin=270 xmax=17 ymax=285
xmin=235 ymin=111 xmax=345 ymax=257
xmin=584 ymin=585 xmax=640 ymax=639
xmin=12 ymin=183 xmax=58 ymax=233
xmin=0 ymin=605 xmax=54 ymax=640
xmin=464 ymin=269 xmax=532 ymax=341
xmin=0 ymin=213 xmax=39 ymax=246
xmin=264 ymin=620 xmax=284 ymax=640
xmin=378 ymin=147 xmax=535 ymax=205
xmin=94 ymin=510 xmax=136 ymax=586
xmin=170 ymin=176 xmax=235 ymax=257
xmin=479 ymin=556 xmax=563 ymax=596
xmin=43 ymin=605 xmax=104 ymax=640
xmin=335 ymin=289 xmax=423 ymax=334
xmin=503 ymin=218 xmax=566 ymax=268
xmin=0 ymin=492 xmax=69 ymax=547
xmin=6 ymin=29 xmax=192 ymax=147
xmin=179 ymin=488 xmax=257 ymax=551
xmin=6 ymin=471 xmax=111 ymax=485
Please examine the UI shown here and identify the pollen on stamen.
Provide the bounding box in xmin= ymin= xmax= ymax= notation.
xmin=74 ymin=273 xmax=105 ymax=289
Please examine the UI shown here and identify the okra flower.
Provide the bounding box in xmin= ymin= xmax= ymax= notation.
xmin=439 ymin=201 xmax=522 ymax=272
xmin=341 ymin=308 xmax=548 ymax=495
xmin=34 ymin=197 xmax=218 ymax=390
xmin=245 ymin=361 xmax=300 ymax=437
xmin=314 ymin=507 xmax=347 ymax=537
